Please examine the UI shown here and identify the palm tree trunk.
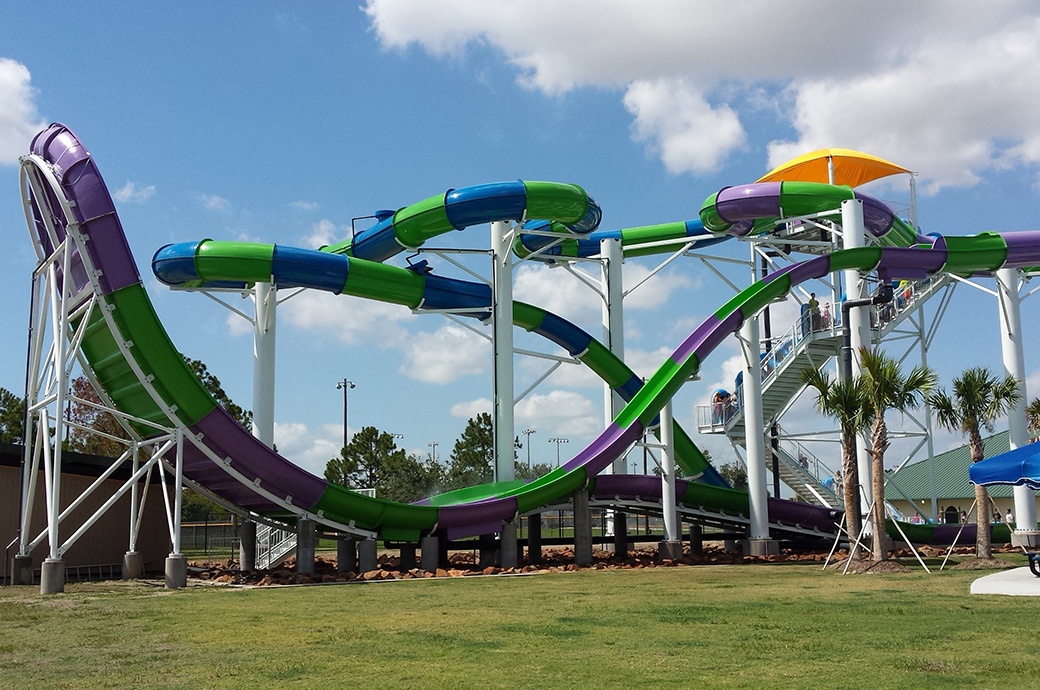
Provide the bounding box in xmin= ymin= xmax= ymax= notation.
xmin=870 ymin=451 xmax=888 ymax=560
xmin=968 ymin=431 xmax=991 ymax=559
xmin=870 ymin=419 xmax=891 ymax=561
xmin=841 ymin=433 xmax=861 ymax=555
xmin=974 ymin=483 xmax=992 ymax=558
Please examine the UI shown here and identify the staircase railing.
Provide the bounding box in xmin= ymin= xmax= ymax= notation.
xmin=697 ymin=273 xmax=946 ymax=432
xmin=696 ymin=302 xmax=841 ymax=430
xmin=256 ymin=522 xmax=296 ymax=570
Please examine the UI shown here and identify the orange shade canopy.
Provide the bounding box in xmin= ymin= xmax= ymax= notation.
xmin=757 ymin=148 xmax=912 ymax=188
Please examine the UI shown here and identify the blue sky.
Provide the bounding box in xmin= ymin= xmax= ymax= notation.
xmin=3 ymin=2 xmax=1040 ymax=481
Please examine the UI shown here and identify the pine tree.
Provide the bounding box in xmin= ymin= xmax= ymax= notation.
xmin=0 ymin=387 xmax=25 ymax=444
xmin=444 ymin=412 xmax=494 ymax=490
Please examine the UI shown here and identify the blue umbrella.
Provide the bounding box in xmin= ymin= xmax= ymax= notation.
xmin=969 ymin=440 xmax=1040 ymax=490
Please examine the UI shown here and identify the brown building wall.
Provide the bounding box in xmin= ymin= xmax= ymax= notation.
xmin=2 ymin=459 xmax=169 ymax=577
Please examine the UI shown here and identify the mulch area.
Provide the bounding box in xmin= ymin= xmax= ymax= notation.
xmin=185 ymin=541 xmax=1016 ymax=586
xmin=831 ymin=544 xmax=1020 ymax=574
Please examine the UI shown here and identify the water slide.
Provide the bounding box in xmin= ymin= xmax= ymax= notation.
xmin=512 ymin=217 xmax=728 ymax=262
xmin=25 ymin=123 xmax=1040 ymax=546
xmin=152 ymin=188 xmax=726 ymax=489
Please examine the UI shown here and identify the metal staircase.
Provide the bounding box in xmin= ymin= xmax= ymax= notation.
xmin=696 ymin=274 xmax=949 ymax=503
xmin=771 ymin=444 xmax=839 ymax=508
xmin=727 ymin=328 xmax=843 ymax=441
xmin=256 ymin=523 xmax=297 ymax=570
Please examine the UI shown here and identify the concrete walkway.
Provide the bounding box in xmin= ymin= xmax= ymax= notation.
xmin=971 ymin=567 xmax=1040 ymax=596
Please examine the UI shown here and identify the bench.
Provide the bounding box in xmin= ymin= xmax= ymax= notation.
xmin=1028 ymin=553 xmax=1040 ymax=578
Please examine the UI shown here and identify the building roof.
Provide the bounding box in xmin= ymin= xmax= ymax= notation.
xmin=888 ymin=430 xmax=1037 ymax=501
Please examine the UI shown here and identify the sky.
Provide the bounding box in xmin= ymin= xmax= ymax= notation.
xmin=3 ymin=2 xmax=1040 ymax=488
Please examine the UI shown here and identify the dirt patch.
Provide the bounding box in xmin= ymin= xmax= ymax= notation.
xmin=949 ymin=557 xmax=1014 ymax=571
xmin=826 ymin=558 xmax=912 ymax=574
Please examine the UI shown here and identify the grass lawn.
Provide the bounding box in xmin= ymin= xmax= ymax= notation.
xmin=2 ymin=560 xmax=1040 ymax=689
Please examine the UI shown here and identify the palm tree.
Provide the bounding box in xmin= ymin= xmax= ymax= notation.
xmin=1027 ymin=397 xmax=1040 ymax=442
xmin=927 ymin=368 xmax=1020 ymax=560
xmin=858 ymin=347 xmax=937 ymax=561
xmin=800 ymin=366 xmax=871 ymax=556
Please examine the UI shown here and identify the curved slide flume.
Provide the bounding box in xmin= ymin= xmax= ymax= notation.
xmin=700 ymin=180 xmax=929 ymax=248
xmin=151 ymin=239 xmax=725 ymax=488
xmin=321 ymin=180 xmax=603 ymax=263
xmin=512 ymin=217 xmax=729 ymax=262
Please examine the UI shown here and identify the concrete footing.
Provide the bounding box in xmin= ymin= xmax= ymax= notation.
xmin=420 ymin=534 xmax=439 ymax=572
xmin=165 ymin=554 xmax=187 ymax=589
xmin=337 ymin=538 xmax=357 ymax=573
xmin=296 ymin=518 xmax=316 ymax=574
xmin=238 ymin=520 xmax=256 ymax=571
xmin=527 ymin=514 xmax=542 ymax=565
xmin=122 ymin=551 xmax=142 ymax=580
xmin=688 ymin=524 xmax=704 ymax=555
xmin=573 ymin=489 xmax=593 ymax=567
xmin=1012 ymin=530 xmax=1040 ymax=549
xmin=658 ymin=539 xmax=683 ymax=561
xmin=400 ymin=543 xmax=417 ymax=570
xmin=358 ymin=539 xmax=378 ymax=572
xmin=40 ymin=558 xmax=65 ymax=594
xmin=478 ymin=533 xmax=497 ymax=568
xmin=612 ymin=512 xmax=628 ymax=557
xmin=745 ymin=538 xmax=780 ymax=557
xmin=499 ymin=522 xmax=518 ymax=569
xmin=12 ymin=555 xmax=33 ymax=585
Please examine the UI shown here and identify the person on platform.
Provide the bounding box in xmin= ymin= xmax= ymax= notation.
xmin=808 ymin=293 xmax=820 ymax=331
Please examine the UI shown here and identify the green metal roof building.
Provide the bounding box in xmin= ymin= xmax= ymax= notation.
xmin=887 ymin=430 xmax=1039 ymax=525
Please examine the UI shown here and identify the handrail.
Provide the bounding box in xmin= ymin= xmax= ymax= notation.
xmin=698 ymin=273 xmax=943 ymax=431
xmin=256 ymin=522 xmax=296 ymax=570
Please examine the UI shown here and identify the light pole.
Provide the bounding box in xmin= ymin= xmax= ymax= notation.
xmin=428 ymin=441 xmax=439 ymax=464
xmin=548 ymin=437 xmax=568 ymax=467
xmin=522 ymin=428 xmax=536 ymax=468
xmin=336 ymin=379 xmax=355 ymax=452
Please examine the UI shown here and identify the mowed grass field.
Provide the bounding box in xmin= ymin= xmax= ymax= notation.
xmin=2 ymin=561 xmax=1040 ymax=689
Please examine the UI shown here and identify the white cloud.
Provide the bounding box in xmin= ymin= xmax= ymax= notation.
xmin=624 ymin=79 xmax=746 ymax=175
xmin=364 ymin=0 xmax=1040 ymax=189
xmin=535 ymin=357 xmax=599 ymax=390
xmin=768 ymin=17 xmax=1040 ymax=193
xmin=303 ymin=219 xmax=340 ymax=248
xmin=452 ymin=389 xmax=601 ymax=438
xmin=621 ymin=263 xmax=693 ymax=311
xmin=291 ymin=200 xmax=319 ymax=211
xmin=451 ymin=397 xmax=491 ymax=419
xmin=283 ymin=290 xmax=416 ymax=347
xmin=113 ymin=180 xmax=156 ymax=203
xmin=225 ymin=311 xmax=253 ymax=337
xmin=274 ymin=421 xmax=342 ymax=475
xmin=199 ymin=193 xmax=231 ymax=211
xmin=514 ymin=261 xmax=689 ymax=328
xmin=515 ymin=389 xmax=601 ymax=437
xmin=514 ymin=263 xmax=599 ymax=324
xmin=0 ymin=58 xmax=46 ymax=165
xmin=400 ymin=324 xmax=489 ymax=383
xmin=621 ymin=346 xmax=675 ymax=382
